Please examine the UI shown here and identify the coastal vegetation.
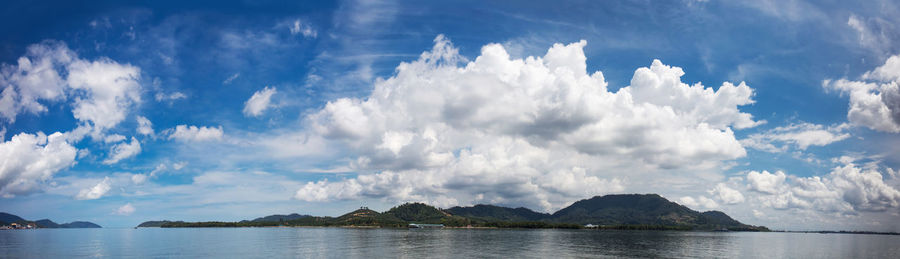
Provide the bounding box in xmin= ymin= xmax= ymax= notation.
xmin=140 ymin=194 xmax=769 ymax=231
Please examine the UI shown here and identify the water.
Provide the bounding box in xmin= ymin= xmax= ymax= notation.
xmin=2 ymin=228 xmax=898 ymax=258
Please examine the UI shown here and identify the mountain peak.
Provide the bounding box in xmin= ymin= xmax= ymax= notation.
xmin=547 ymin=194 xmax=764 ymax=230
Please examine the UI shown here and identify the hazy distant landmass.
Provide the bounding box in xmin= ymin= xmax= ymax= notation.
xmin=137 ymin=221 xmax=184 ymax=227
xmin=248 ymin=213 xmax=311 ymax=223
xmin=58 ymin=221 xmax=102 ymax=228
xmin=445 ymin=204 xmax=550 ymax=222
xmin=1 ymin=212 xmax=101 ymax=228
xmin=138 ymin=194 xmax=768 ymax=231
xmin=0 ymin=212 xmax=27 ymax=225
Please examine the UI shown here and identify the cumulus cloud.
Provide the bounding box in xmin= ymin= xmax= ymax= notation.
xmin=825 ymin=55 xmax=900 ymax=133
xmin=863 ymin=55 xmax=900 ymax=82
xmin=136 ymin=116 xmax=154 ymax=136
xmin=679 ymin=196 xmax=719 ymax=210
xmin=243 ymin=86 xmax=277 ymax=117
xmin=66 ymin=56 xmax=141 ymax=132
xmin=747 ymin=170 xmax=788 ymax=194
xmin=294 ymin=35 xmax=761 ymax=211
xmin=167 ymin=125 xmax=224 ymax=142
xmin=75 ymin=177 xmax=111 ymax=200
xmin=710 ymin=183 xmax=745 ymax=204
xmin=0 ymin=132 xmax=77 ymax=197
xmin=828 ymin=164 xmax=900 ymax=211
xmin=102 ymin=137 xmax=141 ymax=164
xmin=0 ymin=42 xmax=73 ymax=123
xmin=741 ymin=123 xmax=851 ymax=152
xmin=131 ymin=174 xmax=147 ymax=185
xmin=0 ymin=41 xmax=142 ymax=138
xmin=742 ymin=163 xmax=900 ymax=213
xmin=115 ymin=203 xmax=135 ymax=215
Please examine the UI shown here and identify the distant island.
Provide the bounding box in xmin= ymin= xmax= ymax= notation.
xmin=138 ymin=194 xmax=769 ymax=231
xmin=0 ymin=212 xmax=102 ymax=229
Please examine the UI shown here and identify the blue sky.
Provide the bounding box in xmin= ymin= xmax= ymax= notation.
xmin=1 ymin=0 xmax=899 ymax=231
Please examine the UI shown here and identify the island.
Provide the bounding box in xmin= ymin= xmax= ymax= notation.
xmin=138 ymin=194 xmax=769 ymax=231
xmin=0 ymin=212 xmax=102 ymax=229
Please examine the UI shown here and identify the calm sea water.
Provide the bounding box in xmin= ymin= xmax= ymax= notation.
xmin=2 ymin=228 xmax=899 ymax=258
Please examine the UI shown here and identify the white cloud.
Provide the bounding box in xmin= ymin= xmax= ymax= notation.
xmin=743 ymin=163 xmax=900 ymax=213
xmin=103 ymin=134 xmax=126 ymax=143
xmin=741 ymin=122 xmax=851 ymax=152
xmin=752 ymin=209 xmax=765 ymax=218
xmin=295 ymin=35 xmax=761 ymax=211
xmin=289 ymin=20 xmax=317 ymax=38
xmin=154 ymin=91 xmax=187 ymax=102
xmin=136 ymin=116 xmax=154 ymax=136
xmin=0 ymin=41 xmax=143 ymax=140
xmin=746 ymin=170 xmax=787 ymax=194
xmin=737 ymin=0 xmax=826 ymax=22
xmin=172 ymin=161 xmax=187 ymax=170
xmin=0 ymin=132 xmax=77 ymax=197
xmin=539 ymin=167 xmax=626 ymax=199
xmin=0 ymin=42 xmax=73 ymax=123
xmin=825 ymin=54 xmax=900 ymax=133
xmin=243 ymin=86 xmax=277 ymax=117
xmin=863 ymin=55 xmax=900 ymax=82
xmin=710 ymin=183 xmax=745 ymax=204
xmin=154 ymin=171 xmax=303 ymax=206
xmin=66 ymin=57 xmax=141 ymax=132
xmin=147 ymin=161 xmax=187 ymax=179
xmin=678 ymin=196 xmax=719 ymax=210
xmin=75 ymin=177 xmax=111 ymax=200
xmin=131 ymin=174 xmax=147 ymax=185
xmin=847 ymin=14 xmax=897 ymax=56
xmin=223 ymin=73 xmax=240 ymax=85
xmin=102 ymin=137 xmax=141 ymax=164
xmin=168 ymin=125 xmax=224 ymax=142
xmin=829 ymin=163 xmax=900 ymax=211
xmin=149 ymin=163 xmax=167 ymax=178
xmin=115 ymin=203 xmax=135 ymax=215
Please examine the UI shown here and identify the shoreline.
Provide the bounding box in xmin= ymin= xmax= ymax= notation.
xmin=130 ymin=226 xmax=900 ymax=235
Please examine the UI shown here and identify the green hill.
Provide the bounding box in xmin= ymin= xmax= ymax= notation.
xmin=0 ymin=212 xmax=28 ymax=225
xmin=250 ymin=213 xmax=311 ymax=222
xmin=448 ymin=194 xmax=766 ymax=230
xmin=549 ymin=194 xmax=766 ymax=230
xmin=384 ymin=203 xmax=448 ymax=223
xmin=699 ymin=211 xmax=742 ymax=226
xmin=383 ymin=203 xmax=470 ymax=226
xmin=1 ymin=212 xmax=102 ymax=228
xmin=551 ymin=194 xmax=701 ymax=225
xmin=35 ymin=219 xmax=61 ymax=228
xmin=137 ymin=220 xmax=183 ymax=227
xmin=132 ymin=194 xmax=767 ymax=231
xmin=446 ymin=204 xmax=550 ymax=222
xmin=61 ymin=221 xmax=102 ymax=228
xmin=38 ymin=219 xmax=102 ymax=228
xmin=334 ymin=207 xmax=403 ymax=226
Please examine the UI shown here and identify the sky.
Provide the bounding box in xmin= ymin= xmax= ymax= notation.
xmin=1 ymin=0 xmax=899 ymax=231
